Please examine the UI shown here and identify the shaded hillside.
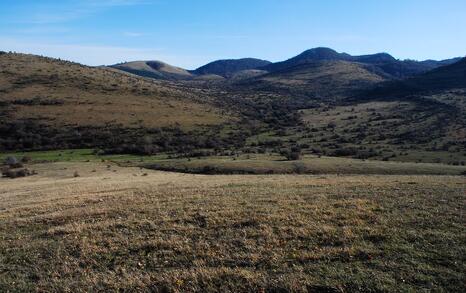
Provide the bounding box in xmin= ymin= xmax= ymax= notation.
xmin=365 ymin=58 xmax=466 ymax=98
xmin=236 ymin=60 xmax=386 ymax=100
xmin=0 ymin=52 xmax=464 ymax=164
xmin=261 ymin=47 xmax=461 ymax=79
xmin=0 ymin=53 xmax=238 ymax=152
xmin=193 ymin=58 xmax=271 ymax=78
xmin=111 ymin=60 xmax=193 ymax=80
xmin=261 ymin=47 xmax=352 ymax=72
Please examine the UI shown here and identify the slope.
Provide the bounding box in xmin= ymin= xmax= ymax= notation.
xmin=193 ymin=58 xmax=271 ymax=78
xmin=111 ymin=60 xmax=194 ymax=80
xmin=236 ymin=60 xmax=386 ymax=100
xmin=261 ymin=47 xmax=461 ymax=79
xmin=0 ymin=53 xmax=235 ymax=151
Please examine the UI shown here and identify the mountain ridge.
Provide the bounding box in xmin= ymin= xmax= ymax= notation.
xmin=109 ymin=47 xmax=462 ymax=82
xmin=192 ymin=58 xmax=271 ymax=78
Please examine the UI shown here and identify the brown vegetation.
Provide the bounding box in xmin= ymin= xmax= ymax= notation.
xmin=0 ymin=162 xmax=464 ymax=292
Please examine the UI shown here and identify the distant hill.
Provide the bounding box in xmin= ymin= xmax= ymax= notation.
xmin=261 ymin=47 xmax=352 ymax=72
xmin=236 ymin=60 xmax=386 ymax=100
xmin=1 ymin=50 xmax=463 ymax=164
xmin=192 ymin=58 xmax=271 ymax=78
xmin=365 ymin=57 xmax=466 ymax=98
xmin=109 ymin=48 xmax=461 ymax=82
xmin=111 ymin=60 xmax=193 ymax=80
xmin=261 ymin=47 xmax=461 ymax=79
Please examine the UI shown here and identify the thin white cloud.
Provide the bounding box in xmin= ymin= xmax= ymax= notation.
xmin=86 ymin=0 xmax=151 ymax=7
xmin=14 ymin=26 xmax=71 ymax=34
xmin=20 ymin=0 xmax=153 ymax=24
xmin=0 ymin=37 xmax=212 ymax=69
xmin=123 ymin=31 xmax=146 ymax=37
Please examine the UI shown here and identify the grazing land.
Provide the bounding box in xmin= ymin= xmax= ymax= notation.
xmin=1 ymin=2 xmax=465 ymax=292
xmin=0 ymin=161 xmax=464 ymax=292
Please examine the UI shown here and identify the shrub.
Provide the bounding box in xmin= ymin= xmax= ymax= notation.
xmin=332 ymin=147 xmax=358 ymax=157
xmin=2 ymin=168 xmax=34 ymax=179
xmin=281 ymin=148 xmax=302 ymax=161
xmin=21 ymin=156 xmax=32 ymax=163
xmin=4 ymin=156 xmax=18 ymax=166
xmin=292 ymin=162 xmax=307 ymax=174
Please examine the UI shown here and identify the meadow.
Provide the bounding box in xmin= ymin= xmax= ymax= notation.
xmin=1 ymin=160 xmax=465 ymax=292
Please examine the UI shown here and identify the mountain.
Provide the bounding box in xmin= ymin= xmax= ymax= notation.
xmin=0 ymin=53 xmax=234 ymax=151
xmin=365 ymin=57 xmax=466 ymax=98
xmin=261 ymin=47 xmax=351 ymax=72
xmin=236 ymin=60 xmax=386 ymax=99
xmin=420 ymin=57 xmax=463 ymax=68
xmin=193 ymin=58 xmax=271 ymax=78
xmin=261 ymin=47 xmax=461 ymax=79
xmin=111 ymin=60 xmax=193 ymax=80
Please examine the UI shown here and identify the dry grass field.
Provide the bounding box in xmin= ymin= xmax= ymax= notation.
xmin=1 ymin=161 xmax=464 ymax=292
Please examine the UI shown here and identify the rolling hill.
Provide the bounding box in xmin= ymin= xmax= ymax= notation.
xmin=192 ymin=58 xmax=271 ymax=78
xmin=261 ymin=47 xmax=461 ymax=79
xmin=0 ymin=51 xmax=464 ymax=164
xmin=110 ymin=60 xmax=194 ymax=80
xmin=235 ymin=60 xmax=386 ymax=100
xmin=0 ymin=53 xmax=237 ymax=152
xmin=365 ymin=57 xmax=466 ymax=98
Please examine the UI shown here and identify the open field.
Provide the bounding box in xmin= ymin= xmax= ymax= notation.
xmin=1 ymin=161 xmax=465 ymax=292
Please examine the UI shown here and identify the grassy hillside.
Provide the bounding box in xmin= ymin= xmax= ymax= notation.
xmin=0 ymin=53 xmax=228 ymax=128
xmin=111 ymin=60 xmax=194 ymax=80
xmin=0 ymin=53 xmax=238 ymax=152
xmin=193 ymin=58 xmax=271 ymax=78
xmin=261 ymin=47 xmax=460 ymax=79
xmin=0 ymin=161 xmax=464 ymax=292
xmin=239 ymin=60 xmax=385 ymax=99
xmin=366 ymin=57 xmax=466 ymax=98
xmin=0 ymin=52 xmax=464 ymax=164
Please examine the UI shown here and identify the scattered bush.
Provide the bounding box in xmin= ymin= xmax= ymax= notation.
xmin=281 ymin=148 xmax=302 ymax=161
xmin=4 ymin=156 xmax=18 ymax=166
xmin=21 ymin=156 xmax=32 ymax=163
xmin=1 ymin=168 xmax=35 ymax=179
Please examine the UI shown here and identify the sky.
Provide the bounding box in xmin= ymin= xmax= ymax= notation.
xmin=0 ymin=0 xmax=465 ymax=69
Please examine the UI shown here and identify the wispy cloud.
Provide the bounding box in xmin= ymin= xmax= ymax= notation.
xmin=123 ymin=31 xmax=146 ymax=37
xmin=86 ymin=0 xmax=151 ymax=7
xmin=20 ymin=0 xmax=153 ymax=24
xmin=0 ymin=37 xmax=212 ymax=69
xmin=14 ymin=26 xmax=70 ymax=34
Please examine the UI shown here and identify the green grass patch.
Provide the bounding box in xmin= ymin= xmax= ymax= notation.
xmin=0 ymin=149 xmax=167 ymax=164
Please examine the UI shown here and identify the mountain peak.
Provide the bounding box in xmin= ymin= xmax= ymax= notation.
xmin=193 ymin=58 xmax=271 ymax=78
xmin=297 ymin=47 xmax=349 ymax=61
xmin=354 ymin=52 xmax=396 ymax=63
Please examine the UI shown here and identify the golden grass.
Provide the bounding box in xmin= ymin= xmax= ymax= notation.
xmin=1 ymin=162 xmax=465 ymax=292
xmin=0 ymin=53 xmax=230 ymax=129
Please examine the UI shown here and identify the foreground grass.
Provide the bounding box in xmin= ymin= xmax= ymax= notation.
xmin=0 ymin=162 xmax=465 ymax=292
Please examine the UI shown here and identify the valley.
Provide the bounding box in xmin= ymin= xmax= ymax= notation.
xmin=1 ymin=46 xmax=465 ymax=292
xmin=2 ymin=48 xmax=465 ymax=164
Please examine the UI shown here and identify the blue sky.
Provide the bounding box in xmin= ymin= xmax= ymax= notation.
xmin=1 ymin=0 xmax=465 ymax=69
